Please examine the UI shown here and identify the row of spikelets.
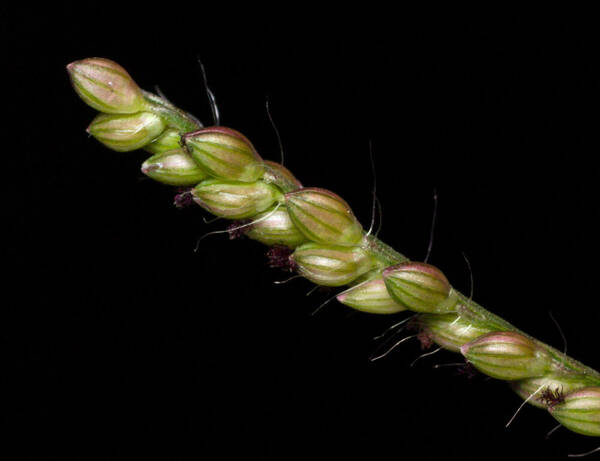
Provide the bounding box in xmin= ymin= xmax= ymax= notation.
xmin=67 ymin=57 xmax=600 ymax=440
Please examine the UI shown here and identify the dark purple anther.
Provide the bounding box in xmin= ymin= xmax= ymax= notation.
xmin=266 ymin=245 xmax=297 ymax=272
xmin=455 ymin=362 xmax=479 ymax=380
xmin=539 ymin=387 xmax=565 ymax=407
xmin=227 ymin=221 xmax=250 ymax=240
xmin=174 ymin=188 xmax=195 ymax=209
xmin=406 ymin=317 xmax=435 ymax=350
xmin=417 ymin=331 xmax=434 ymax=350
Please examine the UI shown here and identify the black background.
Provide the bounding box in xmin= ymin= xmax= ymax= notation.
xmin=4 ymin=6 xmax=600 ymax=460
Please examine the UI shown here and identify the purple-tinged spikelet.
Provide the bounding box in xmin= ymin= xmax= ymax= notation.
xmin=87 ymin=112 xmax=166 ymax=152
xmin=67 ymin=57 xmax=146 ymax=114
xmin=285 ymin=188 xmax=364 ymax=246
xmin=291 ymin=243 xmax=377 ymax=287
xmin=336 ymin=276 xmax=405 ymax=314
xmin=383 ymin=262 xmax=458 ymax=314
xmin=142 ymin=149 xmax=209 ymax=186
xmin=460 ymin=331 xmax=552 ymax=381
xmin=246 ymin=207 xmax=308 ymax=248
xmin=191 ymin=179 xmax=282 ymax=219
xmin=182 ymin=127 xmax=264 ymax=182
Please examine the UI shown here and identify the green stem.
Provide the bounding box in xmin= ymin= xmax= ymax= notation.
xmin=363 ymin=234 xmax=409 ymax=266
